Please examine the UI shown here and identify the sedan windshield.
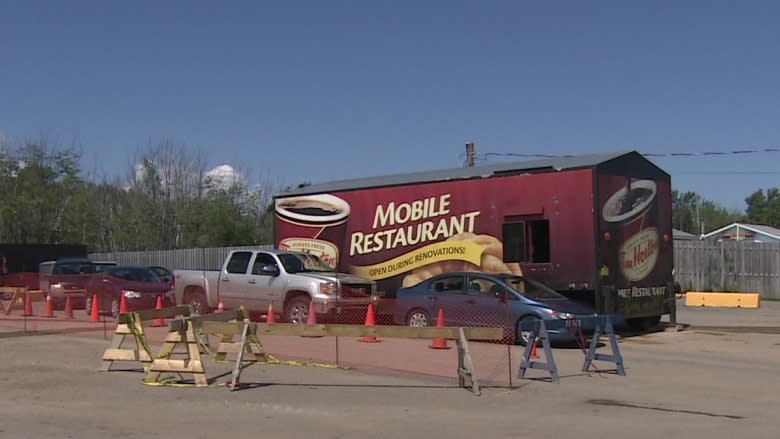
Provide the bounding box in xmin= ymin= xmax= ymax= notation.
xmin=503 ymin=275 xmax=565 ymax=300
xmin=278 ymin=253 xmax=333 ymax=273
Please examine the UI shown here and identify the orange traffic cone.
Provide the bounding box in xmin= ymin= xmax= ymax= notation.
xmin=42 ymin=293 xmax=55 ymax=318
xmin=358 ymin=303 xmax=381 ymax=343
xmin=63 ymin=293 xmax=75 ymax=319
xmin=23 ymin=291 xmax=34 ymax=317
xmin=429 ymin=308 xmax=451 ymax=349
xmin=151 ymin=295 xmax=165 ymax=327
xmin=119 ymin=294 xmax=129 ymax=315
xmin=306 ymin=300 xmax=317 ymax=324
xmin=266 ymin=303 xmax=276 ymax=324
xmin=529 ymin=341 xmax=539 ymax=359
xmin=216 ymin=299 xmax=225 ymax=313
xmin=89 ymin=294 xmax=101 ymax=321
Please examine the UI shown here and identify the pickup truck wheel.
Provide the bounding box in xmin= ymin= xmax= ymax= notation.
xmin=186 ymin=291 xmax=209 ymax=315
xmin=285 ymin=296 xmax=311 ymax=324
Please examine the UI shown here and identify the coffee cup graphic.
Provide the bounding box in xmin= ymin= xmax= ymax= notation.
xmin=275 ymin=194 xmax=351 ymax=268
xmin=275 ymin=194 xmax=350 ymax=227
xmin=602 ymin=179 xmax=657 ymax=225
xmin=602 ymin=179 xmax=660 ymax=282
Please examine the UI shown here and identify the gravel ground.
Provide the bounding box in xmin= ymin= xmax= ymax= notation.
xmin=1 ymin=300 xmax=780 ymax=439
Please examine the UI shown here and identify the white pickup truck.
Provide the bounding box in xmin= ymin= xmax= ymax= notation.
xmin=173 ymin=249 xmax=377 ymax=323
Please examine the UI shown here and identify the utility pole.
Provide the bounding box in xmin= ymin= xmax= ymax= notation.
xmin=696 ymin=194 xmax=704 ymax=236
xmin=465 ymin=141 xmax=475 ymax=167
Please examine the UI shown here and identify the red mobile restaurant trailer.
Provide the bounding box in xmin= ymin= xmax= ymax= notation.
xmin=274 ymin=151 xmax=674 ymax=328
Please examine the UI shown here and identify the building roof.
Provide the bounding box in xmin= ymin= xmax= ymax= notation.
xmin=701 ymin=222 xmax=780 ymax=241
xmin=280 ymin=150 xmax=637 ymax=196
xmin=672 ymin=228 xmax=699 ymax=240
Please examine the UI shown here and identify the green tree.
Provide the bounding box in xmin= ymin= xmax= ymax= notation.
xmin=745 ymin=188 xmax=780 ymax=227
xmin=0 ymin=142 xmax=84 ymax=244
xmin=672 ymin=190 xmax=700 ymax=233
xmin=671 ymin=189 xmax=743 ymax=234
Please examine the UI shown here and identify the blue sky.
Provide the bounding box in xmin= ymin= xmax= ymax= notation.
xmin=2 ymin=1 xmax=779 ymax=211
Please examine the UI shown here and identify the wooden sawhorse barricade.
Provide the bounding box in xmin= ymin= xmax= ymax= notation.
xmin=1 ymin=287 xmax=44 ymax=315
xmin=517 ymin=315 xmax=625 ymax=383
xmin=143 ymin=308 xmax=268 ymax=389
xmin=100 ymin=305 xmax=193 ymax=371
xmin=140 ymin=316 xmax=503 ymax=395
xmin=0 ymin=287 xmax=25 ymax=314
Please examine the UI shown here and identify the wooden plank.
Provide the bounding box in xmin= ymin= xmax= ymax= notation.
xmin=102 ymin=348 xmax=150 ymax=362
xmin=215 ymin=343 xmax=242 ymax=354
xmin=201 ymin=321 xmax=257 ymax=334
xmin=249 ymin=323 xmax=504 ymax=340
xmin=101 ymin=319 xmax=153 ymax=371
xmin=188 ymin=309 xmax=249 ymax=326
xmin=118 ymin=305 xmax=191 ymax=324
xmin=147 ymin=359 xmax=204 ymax=373
xmin=229 ymin=323 xmax=250 ymax=391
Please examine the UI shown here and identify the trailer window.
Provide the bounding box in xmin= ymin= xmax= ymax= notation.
xmin=503 ymin=223 xmax=526 ymax=263
xmin=503 ymin=220 xmax=550 ymax=263
xmin=529 ymin=220 xmax=550 ymax=263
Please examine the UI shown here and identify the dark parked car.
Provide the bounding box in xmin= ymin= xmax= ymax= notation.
xmin=94 ymin=261 xmax=118 ymax=272
xmin=39 ymin=258 xmax=98 ymax=309
xmin=390 ymin=272 xmax=597 ymax=345
xmin=148 ymin=265 xmax=174 ymax=290
xmin=85 ymin=265 xmax=175 ymax=318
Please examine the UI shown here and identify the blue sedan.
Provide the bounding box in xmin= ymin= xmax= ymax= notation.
xmin=389 ymin=271 xmax=597 ymax=345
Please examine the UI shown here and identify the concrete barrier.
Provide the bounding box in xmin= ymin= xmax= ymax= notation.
xmin=685 ymin=292 xmax=761 ymax=308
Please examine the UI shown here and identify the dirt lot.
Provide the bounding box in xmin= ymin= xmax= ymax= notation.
xmin=1 ymin=301 xmax=779 ymax=438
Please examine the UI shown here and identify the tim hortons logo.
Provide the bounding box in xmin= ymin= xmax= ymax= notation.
xmin=619 ymin=228 xmax=659 ymax=282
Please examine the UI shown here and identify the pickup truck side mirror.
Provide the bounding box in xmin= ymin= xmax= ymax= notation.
xmin=260 ymin=264 xmax=280 ymax=277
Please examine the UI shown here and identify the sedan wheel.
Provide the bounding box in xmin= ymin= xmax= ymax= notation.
xmin=111 ymin=299 xmax=120 ymax=318
xmin=407 ymin=309 xmax=430 ymax=327
xmin=516 ymin=315 xmax=541 ymax=346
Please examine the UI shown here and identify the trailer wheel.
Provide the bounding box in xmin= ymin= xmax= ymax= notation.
xmin=285 ymin=295 xmax=311 ymax=324
xmin=185 ymin=289 xmax=208 ymax=315
xmin=406 ymin=309 xmax=431 ymax=327
xmin=516 ymin=315 xmax=541 ymax=346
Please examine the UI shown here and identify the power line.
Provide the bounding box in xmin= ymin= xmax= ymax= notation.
xmin=459 ymin=148 xmax=780 ymax=168
xmin=478 ymin=147 xmax=780 ymax=161
xmin=672 ymin=171 xmax=780 ymax=175
xmin=643 ymin=148 xmax=780 ymax=157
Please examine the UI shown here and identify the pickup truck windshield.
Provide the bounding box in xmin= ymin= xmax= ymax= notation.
xmin=278 ymin=253 xmax=334 ymax=274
